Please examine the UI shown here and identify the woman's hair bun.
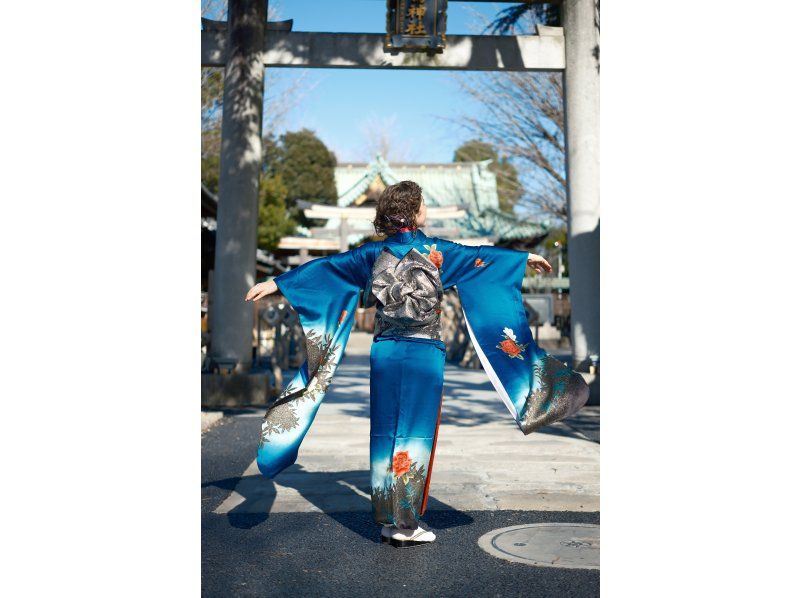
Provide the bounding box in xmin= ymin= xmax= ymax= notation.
xmin=373 ymin=180 xmax=423 ymax=236
xmin=384 ymin=213 xmax=406 ymax=225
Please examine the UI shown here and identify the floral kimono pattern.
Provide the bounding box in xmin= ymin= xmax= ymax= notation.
xmin=256 ymin=229 xmax=589 ymax=528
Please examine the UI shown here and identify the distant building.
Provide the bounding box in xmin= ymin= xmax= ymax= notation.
xmin=325 ymin=154 xmax=548 ymax=249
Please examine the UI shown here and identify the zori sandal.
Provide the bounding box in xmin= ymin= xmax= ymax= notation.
xmin=381 ymin=525 xmax=436 ymax=547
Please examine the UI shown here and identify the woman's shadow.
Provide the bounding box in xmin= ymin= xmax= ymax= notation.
xmin=203 ymin=464 xmax=474 ymax=543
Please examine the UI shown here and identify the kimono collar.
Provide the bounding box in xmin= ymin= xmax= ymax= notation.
xmin=387 ymin=228 xmax=427 ymax=244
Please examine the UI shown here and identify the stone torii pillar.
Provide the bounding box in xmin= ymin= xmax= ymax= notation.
xmin=209 ymin=0 xmax=266 ymax=372
xmin=563 ymin=0 xmax=600 ymax=371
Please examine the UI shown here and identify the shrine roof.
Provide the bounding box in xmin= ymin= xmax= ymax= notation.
xmin=329 ymin=155 xmax=548 ymax=245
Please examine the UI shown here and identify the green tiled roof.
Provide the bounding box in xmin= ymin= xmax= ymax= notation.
xmin=328 ymin=155 xmax=547 ymax=243
xmin=459 ymin=207 xmax=548 ymax=240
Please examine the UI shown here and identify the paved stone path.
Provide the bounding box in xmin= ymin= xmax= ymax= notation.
xmin=214 ymin=332 xmax=599 ymax=517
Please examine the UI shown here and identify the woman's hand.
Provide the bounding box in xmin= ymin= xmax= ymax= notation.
xmin=527 ymin=253 xmax=553 ymax=274
xmin=245 ymin=280 xmax=278 ymax=302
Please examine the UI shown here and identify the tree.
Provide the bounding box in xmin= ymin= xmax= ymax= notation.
xmin=201 ymin=61 xmax=223 ymax=193
xmin=201 ymin=0 xmax=313 ymax=195
xmin=449 ymin=2 xmax=600 ymax=224
xmin=485 ymin=2 xmax=561 ymax=35
xmin=258 ymin=174 xmax=297 ymax=252
xmin=453 ymin=140 xmax=522 ymax=213
xmin=486 ymin=1 xmax=599 ymax=69
xmin=359 ymin=113 xmax=411 ymax=162
xmin=201 ymin=0 xmax=229 ymax=189
xmin=201 ymin=152 xmax=220 ymax=195
xmin=268 ymin=129 xmax=339 ymax=224
xmin=453 ymin=71 xmax=566 ymax=222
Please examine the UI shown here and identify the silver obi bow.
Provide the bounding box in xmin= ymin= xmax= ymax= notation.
xmin=367 ymin=248 xmax=443 ymax=333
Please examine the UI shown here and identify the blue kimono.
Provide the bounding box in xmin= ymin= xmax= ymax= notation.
xmin=257 ymin=229 xmax=589 ymax=529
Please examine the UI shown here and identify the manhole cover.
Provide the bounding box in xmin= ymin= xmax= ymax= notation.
xmin=477 ymin=523 xmax=599 ymax=569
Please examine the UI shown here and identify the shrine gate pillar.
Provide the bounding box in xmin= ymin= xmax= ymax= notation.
xmin=210 ymin=0 xmax=266 ymax=372
xmin=563 ymin=0 xmax=600 ymax=371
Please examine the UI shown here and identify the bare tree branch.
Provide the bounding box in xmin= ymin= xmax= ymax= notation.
xmin=437 ymin=5 xmax=568 ymax=223
xmin=359 ymin=113 xmax=412 ymax=162
xmin=448 ymin=69 xmax=567 ymax=222
xmin=201 ymin=2 xmax=314 ymax=162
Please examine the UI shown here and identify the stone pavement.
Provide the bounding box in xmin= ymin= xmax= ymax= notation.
xmin=212 ymin=331 xmax=599 ymax=518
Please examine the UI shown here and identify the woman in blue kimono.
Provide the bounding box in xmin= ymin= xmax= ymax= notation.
xmin=246 ymin=181 xmax=589 ymax=547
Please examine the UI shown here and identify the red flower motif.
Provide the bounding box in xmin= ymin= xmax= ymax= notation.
xmin=497 ymin=327 xmax=527 ymax=359
xmin=392 ymin=450 xmax=412 ymax=477
xmin=499 ymin=338 xmax=522 ymax=357
xmin=423 ymin=244 xmax=444 ymax=269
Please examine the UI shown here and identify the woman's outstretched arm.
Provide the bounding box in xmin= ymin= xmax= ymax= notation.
xmin=246 ymin=247 xmax=549 ymax=300
xmin=245 ymin=279 xmax=277 ymax=302
xmin=526 ymin=253 xmax=553 ymax=274
xmin=245 ymin=243 xmax=375 ymax=304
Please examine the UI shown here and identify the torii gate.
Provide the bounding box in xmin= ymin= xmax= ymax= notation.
xmin=203 ymin=0 xmax=599 ymax=375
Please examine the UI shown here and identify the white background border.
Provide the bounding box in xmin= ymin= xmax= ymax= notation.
xmin=2 ymin=1 xmax=800 ymax=595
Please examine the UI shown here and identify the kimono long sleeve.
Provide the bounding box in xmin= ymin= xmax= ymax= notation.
xmin=432 ymin=237 xmax=589 ymax=434
xmin=257 ymin=245 xmax=374 ymax=478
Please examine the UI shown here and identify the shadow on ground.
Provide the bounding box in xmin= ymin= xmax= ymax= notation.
xmin=203 ymin=466 xmax=474 ymax=540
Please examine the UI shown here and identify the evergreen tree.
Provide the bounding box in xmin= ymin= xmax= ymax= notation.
xmin=257 ymin=174 xmax=297 ymax=252
xmin=201 ymin=153 xmax=219 ymax=194
xmin=453 ymin=140 xmax=522 ymax=213
xmin=269 ymin=129 xmax=338 ymax=224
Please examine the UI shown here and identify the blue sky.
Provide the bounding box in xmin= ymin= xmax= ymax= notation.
xmin=264 ymin=1 xmax=524 ymax=163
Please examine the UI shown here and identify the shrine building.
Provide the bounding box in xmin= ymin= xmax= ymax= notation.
xmin=320 ymin=154 xmax=549 ymax=250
